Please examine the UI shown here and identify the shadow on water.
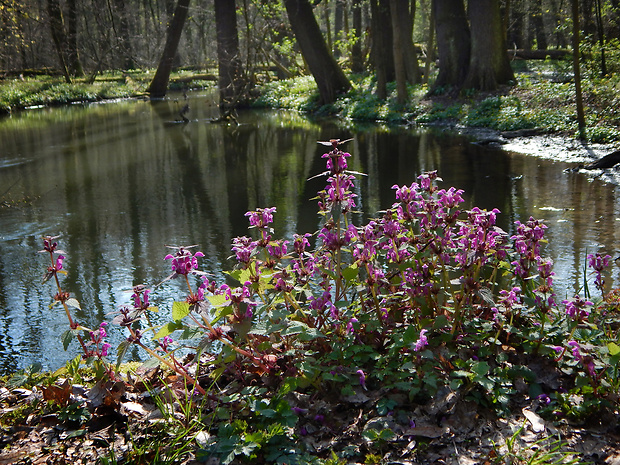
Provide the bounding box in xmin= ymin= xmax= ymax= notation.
xmin=0 ymin=91 xmax=619 ymax=374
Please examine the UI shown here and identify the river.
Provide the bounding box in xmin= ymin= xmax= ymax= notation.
xmin=1 ymin=91 xmax=619 ymax=375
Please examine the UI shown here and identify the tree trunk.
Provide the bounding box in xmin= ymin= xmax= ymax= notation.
xmin=389 ymin=0 xmax=407 ymax=104
xmin=46 ymin=0 xmax=72 ymax=83
xmin=529 ymin=0 xmax=547 ymax=50
xmin=334 ymin=0 xmax=345 ymax=58
xmin=572 ymin=0 xmax=586 ymax=138
xmin=113 ymin=0 xmax=136 ymax=70
xmin=147 ymin=0 xmax=191 ymax=98
xmin=283 ymin=0 xmax=351 ymax=104
xmin=370 ymin=0 xmax=394 ymax=99
xmin=462 ymin=0 xmax=514 ymax=91
xmin=66 ymin=0 xmax=84 ymax=77
xmin=350 ymin=0 xmax=364 ymax=73
xmin=215 ymin=0 xmax=246 ymax=110
xmin=432 ymin=0 xmax=469 ymax=92
xmin=393 ymin=0 xmax=419 ymax=85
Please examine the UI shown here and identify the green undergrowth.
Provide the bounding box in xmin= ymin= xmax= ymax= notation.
xmin=254 ymin=59 xmax=620 ymax=142
xmin=0 ymin=69 xmax=215 ymax=115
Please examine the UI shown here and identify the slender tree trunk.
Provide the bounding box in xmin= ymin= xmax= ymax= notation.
xmin=595 ymin=0 xmax=607 ymax=76
xmin=572 ymin=0 xmax=586 ymax=138
xmin=390 ymin=0 xmax=407 ymax=104
xmin=334 ymin=0 xmax=344 ymax=58
xmin=462 ymin=0 xmax=514 ymax=91
xmin=351 ymin=0 xmax=364 ymax=73
xmin=114 ymin=0 xmax=136 ymax=70
xmin=432 ymin=0 xmax=469 ymax=92
xmin=47 ymin=0 xmax=72 ymax=83
xmin=283 ymin=0 xmax=351 ymax=104
xmin=424 ymin=0 xmax=435 ymax=84
xmin=147 ymin=0 xmax=191 ymax=98
xmin=215 ymin=0 xmax=246 ymax=110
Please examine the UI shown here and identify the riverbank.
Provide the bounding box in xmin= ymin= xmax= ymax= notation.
xmin=2 ymin=67 xmax=620 ymax=465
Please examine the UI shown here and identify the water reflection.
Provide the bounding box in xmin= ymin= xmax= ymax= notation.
xmin=0 ymin=92 xmax=618 ymax=375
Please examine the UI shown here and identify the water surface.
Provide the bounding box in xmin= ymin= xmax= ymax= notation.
xmin=1 ymin=92 xmax=619 ymax=375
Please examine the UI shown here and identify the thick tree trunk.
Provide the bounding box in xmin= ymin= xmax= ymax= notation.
xmin=283 ymin=0 xmax=350 ymax=104
xmin=46 ymin=0 xmax=72 ymax=83
xmin=393 ymin=0 xmax=419 ymax=85
xmin=215 ymin=0 xmax=246 ymax=110
xmin=147 ymin=0 xmax=191 ymax=98
xmin=432 ymin=0 xmax=470 ymax=92
xmin=370 ymin=0 xmax=394 ymax=99
xmin=462 ymin=0 xmax=514 ymax=91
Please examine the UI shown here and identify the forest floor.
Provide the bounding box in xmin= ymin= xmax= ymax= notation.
xmin=1 ymin=361 xmax=620 ymax=465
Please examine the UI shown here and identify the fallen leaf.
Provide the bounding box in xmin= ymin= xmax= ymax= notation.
xmin=522 ymin=407 xmax=545 ymax=433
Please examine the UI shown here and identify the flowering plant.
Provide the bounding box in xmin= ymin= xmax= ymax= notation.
xmin=40 ymin=138 xmax=620 ymax=461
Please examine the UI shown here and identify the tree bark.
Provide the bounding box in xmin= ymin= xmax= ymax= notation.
xmin=215 ymin=0 xmax=246 ymax=110
xmin=147 ymin=0 xmax=191 ymax=98
xmin=350 ymin=0 xmax=364 ymax=73
xmin=283 ymin=0 xmax=350 ymax=104
xmin=46 ymin=0 xmax=72 ymax=83
xmin=370 ymin=0 xmax=394 ymax=99
xmin=66 ymin=0 xmax=84 ymax=77
xmin=389 ymin=0 xmax=407 ymax=104
xmin=432 ymin=0 xmax=470 ymax=92
xmin=462 ymin=0 xmax=514 ymax=91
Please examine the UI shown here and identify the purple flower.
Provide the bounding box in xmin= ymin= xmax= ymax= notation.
xmin=232 ymin=236 xmax=257 ymax=264
xmin=293 ymin=233 xmax=312 ymax=255
xmin=356 ymin=369 xmax=367 ymax=390
xmin=562 ymin=295 xmax=592 ymax=321
xmin=568 ymin=340 xmax=581 ymax=360
xmin=267 ymin=240 xmax=289 ymax=259
xmin=55 ymin=255 xmax=65 ymax=271
xmin=245 ymin=207 xmax=276 ymax=228
xmin=414 ymin=329 xmax=428 ymax=352
xmin=588 ymin=252 xmax=612 ymax=292
xmin=164 ymin=247 xmax=205 ymax=276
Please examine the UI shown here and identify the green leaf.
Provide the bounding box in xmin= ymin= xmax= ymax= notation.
xmin=228 ymin=268 xmax=253 ymax=285
xmin=153 ymin=321 xmax=184 ymax=339
xmin=116 ymin=340 xmax=130 ymax=368
xmin=342 ymin=264 xmax=359 ymax=282
xmin=608 ymin=342 xmax=620 ymax=356
xmin=172 ymin=301 xmax=191 ymax=321
xmin=471 ymin=361 xmax=490 ymax=377
xmin=207 ymin=294 xmax=229 ymax=307
xmin=61 ymin=329 xmax=74 ymax=351
xmin=65 ymin=298 xmax=81 ymax=310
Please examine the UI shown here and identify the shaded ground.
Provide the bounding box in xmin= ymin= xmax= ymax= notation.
xmin=1 ymin=361 xmax=620 ymax=465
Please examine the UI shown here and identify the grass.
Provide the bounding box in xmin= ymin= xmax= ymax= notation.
xmin=0 ymin=69 xmax=215 ymax=115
